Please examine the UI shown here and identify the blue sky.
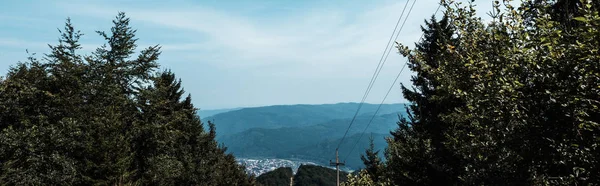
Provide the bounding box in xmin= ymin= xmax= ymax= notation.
xmin=0 ymin=0 xmax=496 ymax=109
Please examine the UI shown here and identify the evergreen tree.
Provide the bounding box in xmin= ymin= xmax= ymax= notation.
xmin=256 ymin=167 xmax=293 ymax=186
xmin=0 ymin=12 xmax=255 ymax=185
xmin=385 ymin=14 xmax=462 ymax=185
xmin=342 ymin=169 xmax=391 ymax=186
xmin=380 ymin=0 xmax=600 ymax=185
xmin=360 ymin=136 xmax=383 ymax=183
xmin=294 ymin=165 xmax=347 ymax=186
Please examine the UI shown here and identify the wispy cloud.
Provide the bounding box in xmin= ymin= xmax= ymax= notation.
xmin=2 ymin=0 xmax=497 ymax=108
xmin=58 ymin=0 xmax=454 ymax=75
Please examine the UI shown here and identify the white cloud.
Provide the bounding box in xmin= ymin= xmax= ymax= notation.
xmin=58 ymin=0 xmax=454 ymax=74
xmin=47 ymin=0 xmax=498 ymax=108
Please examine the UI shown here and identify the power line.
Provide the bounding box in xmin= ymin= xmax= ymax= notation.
xmin=381 ymin=0 xmax=418 ymax=70
xmin=335 ymin=0 xmax=413 ymax=151
xmin=360 ymin=0 xmax=411 ymax=104
xmin=343 ymin=3 xmax=444 ymax=162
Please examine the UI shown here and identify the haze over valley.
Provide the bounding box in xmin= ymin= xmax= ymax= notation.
xmin=199 ymin=102 xmax=405 ymax=173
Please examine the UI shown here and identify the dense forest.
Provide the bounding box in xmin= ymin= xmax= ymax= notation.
xmin=256 ymin=165 xmax=348 ymax=186
xmin=344 ymin=0 xmax=600 ymax=185
xmin=0 ymin=13 xmax=253 ymax=185
xmin=256 ymin=167 xmax=293 ymax=186
xmin=294 ymin=165 xmax=348 ymax=186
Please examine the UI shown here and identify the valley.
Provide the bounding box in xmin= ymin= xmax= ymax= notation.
xmin=199 ymin=102 xmax=406 ymax=172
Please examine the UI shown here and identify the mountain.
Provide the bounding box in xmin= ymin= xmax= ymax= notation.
xmin=206 ymin=103 xmax=405 ymax=136
xmin=219 ymin=114 xmax=397 ymax=168
xmin=197 ymin=108 xmax=241 ymax=118
xmin=290 ymin=133 xmax=388 ymax=170
xmin=207 ymin=103 xmax=405 ymax=170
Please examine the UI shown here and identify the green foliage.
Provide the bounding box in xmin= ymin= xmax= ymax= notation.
xmin=0 ymin=12 xmax=254 ymax=185
xmin=293 ymin=165 xmax=347 ymax=186
xmin=360 ymin=136 xmax=383 ymax=182
xmin=342 ymin=169 xmax=391 ymax=186
xmin=256 ymin=167 xmax=293 ymax=186
xmin=386 ymin=13 xmax=461 ymax=186
xmin=379 ymin=0 xmax=600 ymax=185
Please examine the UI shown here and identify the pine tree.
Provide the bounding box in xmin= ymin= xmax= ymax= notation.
xmin=360 ymin=136 xmax=383 ymax=183
xmin=0 ymin=12 xmax=255 ymax=185
xmin=385 ymin=14 xmax=462 ymax=185
xmin=383 ymin=0 xmax=599 ymax=184
xmin=257 ymin=167 xmax=293 ymax=186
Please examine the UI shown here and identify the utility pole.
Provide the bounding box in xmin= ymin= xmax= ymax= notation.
xmin=330 ymin=148 xmax=345 ymax=186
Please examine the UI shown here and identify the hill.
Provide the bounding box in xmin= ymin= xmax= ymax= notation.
xmin=256 ymin=165 xmax=349 ymax=186
xmin=256 ymin=167 xmax=293 ymax=186
xmin=289 ymin=133 xmax=388 ymax=170
xmin=205 ymin=103 xmax=405 ymax=137
xmin=219 ymin=113 xmax=395 ymax=168
xmin=294 ymin=165 xmax=348 ymax=186
xmin=211 ymin=103 xmax=403 ymax=170
xmin=197 ymin=108 xmax=241 ymax=118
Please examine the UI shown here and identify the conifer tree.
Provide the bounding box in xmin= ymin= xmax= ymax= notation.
xmin=360 ymin=136 xmax=383 ymax=183
xmin=385 ymin=14 xmax=462 ymax=185
xmin=381 ymin=0 xmax=600 ymax=185
xmin=0 ymin=12 xmax=255 ymax=185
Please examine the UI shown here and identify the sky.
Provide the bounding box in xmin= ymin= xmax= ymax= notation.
xmin=0 ymin=0 xmax=497 ymax=109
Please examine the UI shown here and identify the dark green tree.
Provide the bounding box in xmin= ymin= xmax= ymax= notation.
xmin=386 ymin=0 xmax=600 ymax=185
xmin=385 ymin=14 xmax=463 ymax=185
xmin=378 ymin=0 xmax=600 ymax=185
xmin=294 ymin=165 xmax=347 ymax=186
xmin=360 ymin=136 xmax=383 ymax=183
xmin=0 ymin=12 xmax=255 ymax=185
xmin=257 ymin=167 xmax=293 ymax=186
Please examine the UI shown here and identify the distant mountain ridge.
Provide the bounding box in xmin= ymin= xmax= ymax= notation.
xmin=219 ymin=115 xmax=397 ymax=166
xmin=200 ymin=103 xmax=407 ymax=170
xmin=197 ymin=107 xmax=242 ymax=118
xmin=205 ymin=103 xmax=405 ymax=136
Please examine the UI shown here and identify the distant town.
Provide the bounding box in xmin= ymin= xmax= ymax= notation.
xmin=237 ymin=158 xmax=353 ymax=176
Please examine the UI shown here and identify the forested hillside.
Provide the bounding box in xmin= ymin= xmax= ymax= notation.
xmin=294 ymin=165 xmax=348 ymax=186
xmin=256 ymin=165 xmax=347 ymax=186
xmin=204 ymin=103 xmax=404 ymax=136
xmin=0 ymin=13 xmax=253 ymax=185
xmin=198 ymin=108 xmax=241 ymax=118
xmin=256 ymin=167 xmax=293 ymax=186
xmin=214 ymin=104 xmax=401 ymax=169
xmin=344 ymin=0 xmax=600 ymax=185
xmin=288 ymin=133 xmax=388 ymax=169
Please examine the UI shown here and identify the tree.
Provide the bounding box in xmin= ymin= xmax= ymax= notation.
xmin=383 ymin=0 xmax=599 ymax=185
xmin=294 ymin=165 xmax=347 ymax=186
xmin=257 ymin=167 xmax=293 ymax=186
xmin=0 ymin=12 xmax=255 ymax=185
xmin=385 ymin=14 xmax=462 ymax=185
xmin=342 ymin=169 xmax=391 ymax=186
xmin=360 ymin=136 xmax=383 ymax=183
